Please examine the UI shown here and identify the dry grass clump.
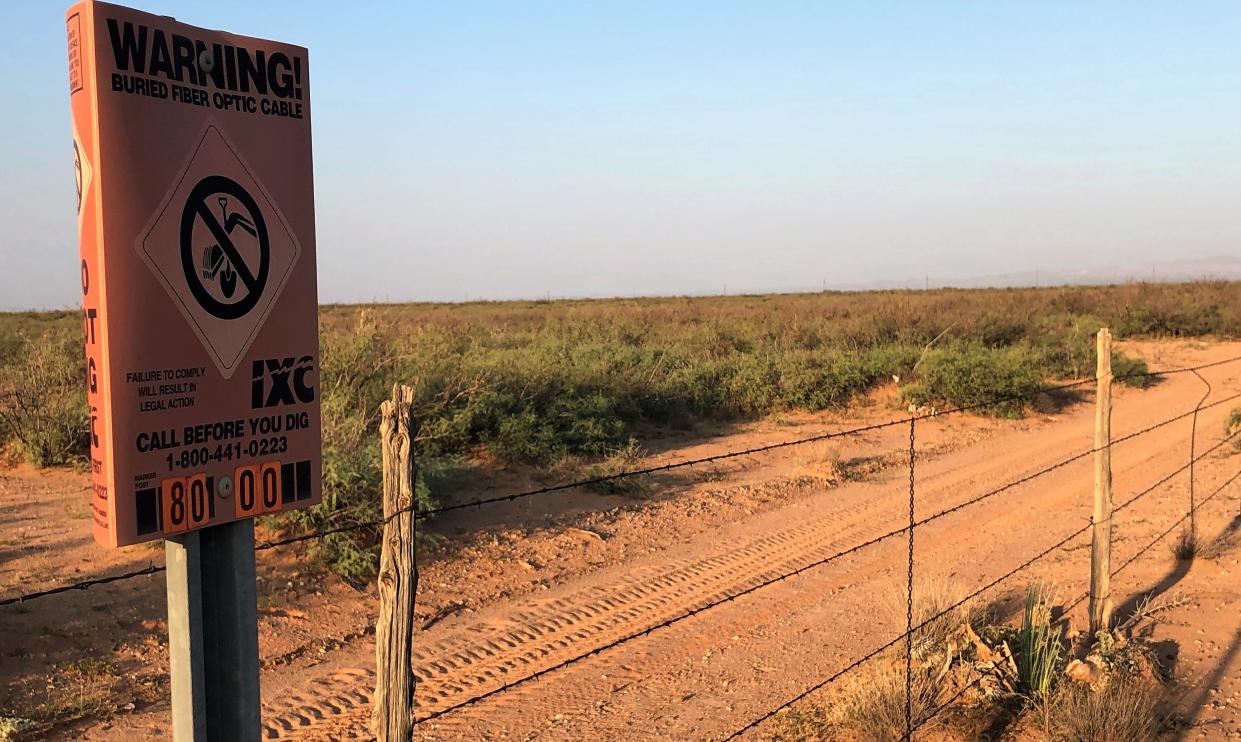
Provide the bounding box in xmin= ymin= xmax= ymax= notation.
xmin=1047 ymin=678 xmax=1164 ymax=742
xmin=30 ymin=658 xmax=118 ymax=725
xmin=777 ymin=661 xmax=943 ymax=741
xmin=777 ymin=581 xmax=981 ymax=740
xmin=580 ymin=438 xmax=653 ymax=496
xmin=779 ymin=581 xmax=1176 ymax=742
xmin=884 ymin=579 xmax=983 ymax=659
xmin=1171 ymin=526 xmax=1200 ymax=561
xmin=835 ymin=662 xmax=941 ymax=740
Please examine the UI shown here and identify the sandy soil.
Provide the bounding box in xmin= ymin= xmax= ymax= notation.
xmin=3 ymin=339 xmax=1241 ymax=740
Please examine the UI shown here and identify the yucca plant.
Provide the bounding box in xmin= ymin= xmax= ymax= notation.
xmin=1015 ymin=585 xmax=1062 ymax=698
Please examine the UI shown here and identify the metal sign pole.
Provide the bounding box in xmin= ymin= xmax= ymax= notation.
xmin=166 ymin=520 xmax=261 ymax=741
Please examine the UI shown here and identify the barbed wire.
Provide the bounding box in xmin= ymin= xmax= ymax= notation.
xmin=0 ymin=563 xmax=165 ymax=607
xmin=414 ymin=353 xmax=1241 ymax=520
xmin=2 ymin=354 xmax=1238 ymax=613
xmin=1114 ymin=428 xmax=1240 ymax=517
xmin=724 ymin=439 xmax=1241 ymax=740
xmin=912 ymin=392 xmax=1240 ymax=529
xmin=411 ymin=386 xmax=1235 ymax=558
xmin=1055 ymin=441 xmax=1241 ymax=617
xmin=905 ymin=464 xmax=1241 ymax=741
xmin=1111 ymin=467 xmax=1241 ymax=581
xmin=900 ymin=671 xmax=987 ymax=741
xmin=413 ymin=411 xmax=1241 ymax=726
xmin=723 ymin=520 xmax=1095 ymax=740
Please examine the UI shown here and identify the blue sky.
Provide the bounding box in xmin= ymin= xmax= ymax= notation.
xmin=2 ymin=1 xmax=1239 ymax=308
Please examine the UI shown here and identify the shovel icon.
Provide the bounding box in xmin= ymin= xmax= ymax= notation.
xmin=200 ymin=196 xmax=257 ymax=299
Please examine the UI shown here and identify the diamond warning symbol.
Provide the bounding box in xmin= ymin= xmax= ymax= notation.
xmin=139 ymin=124 xmax=300 ymax=378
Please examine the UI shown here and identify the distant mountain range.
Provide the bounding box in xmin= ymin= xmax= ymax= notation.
xmin=826 ymin=255 xmax=1241 ymax=292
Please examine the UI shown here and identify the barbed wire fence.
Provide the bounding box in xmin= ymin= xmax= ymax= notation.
xmin=3 ymin=352 xmax=1241 ymax=741
xmin=897 ymin=465 xmax=1241 ymax=742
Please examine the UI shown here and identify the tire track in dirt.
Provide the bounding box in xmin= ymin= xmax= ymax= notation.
xmin=262 ymin=414 xmax=1095 ymax=738
xmin=263 ymin=347 xmax=1241 ymax=740
xmin=261 ymin=668 xmax=373 ymax=739
xmin=262 ymin=473 xmax=922 ymax=737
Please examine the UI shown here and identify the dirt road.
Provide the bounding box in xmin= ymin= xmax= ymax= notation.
xmin=9 ymin=340 xmax=1241 ymax=740
xmin=250 ymin=340 xmax=1241 ymax=740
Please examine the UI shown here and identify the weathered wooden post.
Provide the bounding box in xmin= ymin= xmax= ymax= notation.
xmin=1089 ymin=329 xmax=1114 ymax=635
xmin=372 ymin=384 xmax=417 ymax=741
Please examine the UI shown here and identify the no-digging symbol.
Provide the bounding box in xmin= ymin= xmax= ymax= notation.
xmin=140 ymin=123 xmax=300 ymax=379
xmin=180 ymin=175 xmax=269 ymax=320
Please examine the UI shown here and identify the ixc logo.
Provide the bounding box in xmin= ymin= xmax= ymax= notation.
xmin=251 ymin=356 xmax=315 ymax=408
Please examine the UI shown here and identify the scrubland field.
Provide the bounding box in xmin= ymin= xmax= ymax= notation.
xmin=3 ymin=282 xmax=1241 ymax=741
xmin=2 ymin=282 xmax=1236 ymax=577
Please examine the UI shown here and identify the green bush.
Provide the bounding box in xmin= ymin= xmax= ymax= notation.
xmin=280 ymin=313 xmax=435 ymax=581
xmin=2 ymin=281 xmax=1236 ymax=580
xmin=0 ymin=326 xmax=89 ymax=466
xmin=1111 ymin=352 xmax=1153 ymax=389
xmin=902 ymin=344 xmax=1042 ymax=417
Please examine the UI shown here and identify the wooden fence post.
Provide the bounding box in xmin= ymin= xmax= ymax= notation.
xmin=372 ymin=384 xmax=417 ymax=741
xmin=1089 ymin=329 xmax=1114 ymax=635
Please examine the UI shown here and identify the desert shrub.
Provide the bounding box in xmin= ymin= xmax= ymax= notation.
xmin=1228 ymin=408 xmax=1241 ymax=450
xmin=902 ymin=344 xmax=1042 ymax=417
xmin=1114 ymin=294 xmax=1227 ymax=337
xmin=280 ymin=313 xmax=432 ymax=581
xmin=0 ymin=326 xmax=89 ymax=467
xmin=581 ymin=438 xmax=652 ymax=496
xmin=1015 ymin=585 xmax=1062 ymax=698
xmin=1049 ymin=679 xmax=1163 ymax=742
xmin=886 ymin=579 xmax=981 ymax=659
xmin=1034 ymin=318 xmax=1104 ymax=379
xmin=781 ymin=580 xmax=974 ymax=739
xmin=2 ymin=282 xmax=1236 ymax=580
xmin=1111 ymin=352 xmax=1153 ymax=388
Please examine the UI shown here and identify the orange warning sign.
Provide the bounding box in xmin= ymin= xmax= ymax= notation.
xmin=66 ymin=1 xmax=321 ymax=547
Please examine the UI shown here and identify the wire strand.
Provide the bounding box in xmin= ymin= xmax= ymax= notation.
xmin=908 ymin=465 xmax=1241 ymax=741
xmin=414 ymin=355 xmax=1241 ymax=520
xmin=3 ymin=356 xmax=1238 ymax=610
xmin=416 ymin=415 xmax=1241 ymax=726
xmin=724 ymin=438 xmax=1241 ymax=740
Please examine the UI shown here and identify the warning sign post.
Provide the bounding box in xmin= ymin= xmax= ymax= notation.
xmin=67 ymin=2 xmax=319 ymax=739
